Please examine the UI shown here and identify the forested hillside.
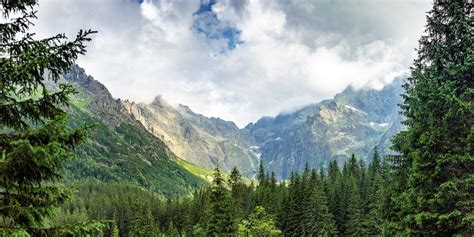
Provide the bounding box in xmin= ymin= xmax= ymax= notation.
xmin=62 ymin=65 xmax=206 ymax=195
xmin=56 ymin=151 xmax=401 ymax=236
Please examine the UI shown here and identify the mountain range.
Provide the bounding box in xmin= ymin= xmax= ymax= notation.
xmin=59 ymin=65 xmax=405 ymax=184
xmin=74 ymin=66 xmax=405 ymax=179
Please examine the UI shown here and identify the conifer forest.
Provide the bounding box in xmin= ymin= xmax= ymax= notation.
xmin=0 ymin=0 xmax=472 ymax=236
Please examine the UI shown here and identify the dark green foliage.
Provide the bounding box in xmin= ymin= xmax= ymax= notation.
xmin=391 ymin=0 xmax=473 ymax=235
xmin=54 ymin=182 xmax=162 ymax=236
xmin=238 ymin=206 xmax=281 ymax=236
xmin=229 ymin=167 xmax=253 ymax=217
xmin=0 ymin=0 xmax=104 ymax=235
xmin=207 ymin=166 xmax=239 ymax=235
xmin=58 ymin=147 xmax=472 ymax=236
xmin=65 ymin=106 xmax=206 ymax=196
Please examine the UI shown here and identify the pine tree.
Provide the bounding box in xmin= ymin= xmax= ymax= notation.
xmin=238 ymin=206 xmax=281 ymax=236
xmin=327 ymin=161 xmax=346 ymax=234
xmin=0 ymin=1 xmax=102 ymax=236
xmin=364 ymin=148 xmax=384 ymax=234
xmin=348 ymin=154 xmax=360 ymax=181
xmin=357 ymin=159 xmax=368 ymax=203
xmin=257 ymin=161 xmax=266 ymax=185
xmin=129 ymin=202 xmax=158 ymax=236
xmin=374 ymin=158 xmax=400 ymax=235
xmin=345 ymin=176 xmax=365 ymax=236
xmin=302 ymin=169 xmax=336 ymax=235
xmin=207 ymin=166 xmax=239 ymax=235
xmin=299 ymin=166 xmax=313 ymax=235
xmin=229 ymin=167 xmax=245 ymax=219
xmin=282 ymin=172 xmax=302 ymax=235
xmin=229 ymin=167 xmax=242 ymax=189
xmin=391 ymin=0 xmax=473 ymax=235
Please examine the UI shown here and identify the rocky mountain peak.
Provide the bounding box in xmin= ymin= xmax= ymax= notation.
xmin=151 ymin=95 xmax=169 ymax=108
xmin=64 ymin=65 xmax=113 ymax=101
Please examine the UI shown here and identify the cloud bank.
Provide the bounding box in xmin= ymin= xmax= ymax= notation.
xmin=35 ymin=0 xmax=431 ymax=127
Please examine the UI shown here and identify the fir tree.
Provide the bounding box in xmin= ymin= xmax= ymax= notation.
xmin=207 ymin=166 xmax=239 ymax=236
xmin=303 ymin=169 xmax=336 ymax=235
xmin=229 ymin=167 xmax=245 ymax=219
xmin=345 ymin=176 xmax=365 ymax=236
xmin=392 ymin=0 xmax=473 ymax=234
xmin=257 ymin=161 xmax=266 ymax=185
xmin=0 ymin=0 xmax=102 ymax=235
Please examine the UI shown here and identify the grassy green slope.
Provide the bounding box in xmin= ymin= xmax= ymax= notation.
xmin=175 ymin=156 xmax=253 ymax=185
xmin=64 ymin=106 xmax=206 ymax=195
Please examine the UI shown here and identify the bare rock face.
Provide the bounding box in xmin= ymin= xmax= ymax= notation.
xmin=118 ymin=95 xmax=259 ymax=177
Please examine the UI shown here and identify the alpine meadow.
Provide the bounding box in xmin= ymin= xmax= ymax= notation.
xmin=0 ymin=0 xmax=472 ymax=236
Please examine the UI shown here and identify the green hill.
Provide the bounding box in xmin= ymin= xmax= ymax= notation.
xmin=60 ymin=65 xmax=206 ymax=195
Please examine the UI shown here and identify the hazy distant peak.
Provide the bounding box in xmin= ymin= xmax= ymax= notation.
xmin=150 ymin=95 xmax=169 ymax=108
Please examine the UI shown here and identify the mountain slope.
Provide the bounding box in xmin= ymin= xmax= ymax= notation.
xmin=121 ymin=98 xmax=259 ymax=176
xmin=61 ymin=65 xmax=206 ymax=195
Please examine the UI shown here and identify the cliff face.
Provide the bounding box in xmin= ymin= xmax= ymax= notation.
xmin=120 ymin=96 xmax=259 ymax=177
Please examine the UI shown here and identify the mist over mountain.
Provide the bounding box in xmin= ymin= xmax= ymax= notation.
xmin=245 ymin=78 xmax=404 ymax=178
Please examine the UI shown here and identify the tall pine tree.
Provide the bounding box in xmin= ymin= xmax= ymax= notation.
xmin=0 ymin=1 xmax=102 ymax=236
xmin=392 ymin=0 xmax=473 ymax=234
xmin=207 ymin=166 xmax=239 ymax=235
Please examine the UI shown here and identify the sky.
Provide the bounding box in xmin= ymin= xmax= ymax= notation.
xmin=35 ymin=0 xmax=432 ymax=127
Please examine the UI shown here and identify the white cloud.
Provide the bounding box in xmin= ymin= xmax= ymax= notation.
xmin=34 ymin=0 xmax=431 ymax=127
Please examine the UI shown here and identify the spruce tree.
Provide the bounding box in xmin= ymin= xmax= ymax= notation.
xmin=257 ymin=161 xmax=266 ymax=185
xmin=0 ymin=1 xmax=102 ymax=236
xmin=282 ymin=172 xmax=302 ymax=235
xmin=303 ymin=170 xmax=336 ymax=235
xmin=229 ymin=167 xmax=245 ymax=219
xmin=207 ymin=166 xmax=239 ymax=235
xmin=391 ymin=0 xmax=473 ymax=234
xmin=357 ymin=159 xmax=368 ymax=203
xmin=345 ymin=175 xmax=365 ymax=236
xmin=364 ymin=148 xmax=383 ymax=233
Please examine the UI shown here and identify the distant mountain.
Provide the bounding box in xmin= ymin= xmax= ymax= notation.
xmin=61 ymin=65 xmax=206 ymax=195
xmin=118 ymin=75 xmax=405 ymax=179
xmin=244 ymin=79 xmax=404 ymax=179
xmin=121 ymin=97 xmax=259 ymax=177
